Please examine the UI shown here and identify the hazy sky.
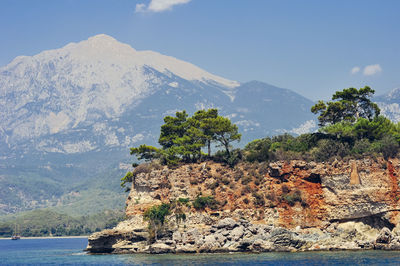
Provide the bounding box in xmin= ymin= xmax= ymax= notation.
xmin=0 ymin=0 xmax=399 ymax=100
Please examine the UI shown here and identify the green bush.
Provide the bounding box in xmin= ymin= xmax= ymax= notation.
xmin=281 ymin=189 xmax=304 ymax=207
xmin=374 ymin=134 xmax=399 ymax=159
xmin=120 ymin=172 xmax=134 ymax=190
xmin=143 ymin=203 xmax=171 ymax=242
xmin=177 ymin=198 xmax=190 ymax=205
xmin=313 ymin=139 xmax=350 ymax=162
xmin=352 ymin=138 xmax=371 ymax=154
xmin=192 ymin=196 xmax=218 ymax=210
xmin=143 ymin=203 xmax=171 ymax=226
xmin=244 ymin=138 xmax=272 ymax=162
xmin=213 ymin=149 xmax=242 ymax=167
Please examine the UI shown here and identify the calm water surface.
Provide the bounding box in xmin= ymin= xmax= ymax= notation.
xmin=1 ymin=238 xmax=400 ymax=265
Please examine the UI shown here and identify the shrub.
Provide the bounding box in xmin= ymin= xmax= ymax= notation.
xmin=207 ymin=181 xmax=219 ymax=190
xmin=281 ymin=190 xmax=304 ymax=207
xmin=241 ymin=185 xmax=252 ymax=196
xmin=281 ymin=184 xmax=290 ymax=194
xmin=177 ymin=198 xmax=190 ymax=206
xmin=241 ymin=176 xmax=252 ymax=185
xmin=258 ymin=163 xmax=269 ymax=175
xmin=266 ymin=191 xmax=276 ymax=202
xmin=313 ymin=139 xmax=350 ymax=162
xmin=377 ymin=134 xmax=399 ymax=159
xmin=352 ymin=138 xmax=371 ymax=154
xmin=133 ymin=163 xmax=151 ymax=175
xmin=221 ymin=177 xmax=230 ymax=185
xmin=234 ymin=170 xmax=243 ymax=181
xmin=175 ymin=213 xmax=186 ymax=223
xmin=244 ymin=138 xmax=272 ymax=162
xmin=143 ymin=203 xmax=171 ymax=241
xmin=143 ymin=203 xmax=170 ymax=225
xmin=213 ymin=149 xmax=243 ymax=167
xmin=221 ymin=199 xmax=228 ymax=206
xmin=192 ymin=196 xmax=218 ymax=210
xmin=252 ymin=192 xmax=265 ymax=206
xmin=120 ymin=172 xmax=134 ymax=190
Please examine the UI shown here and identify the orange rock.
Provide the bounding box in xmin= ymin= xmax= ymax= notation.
xmin=350 ymin=161 xmax=361 ymax=185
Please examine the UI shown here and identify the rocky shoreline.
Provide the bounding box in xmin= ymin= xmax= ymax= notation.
xmin=86 ymin=159 xmax=400 ymax=254
xmin=86 ymin=216 xmax=400 ymax=254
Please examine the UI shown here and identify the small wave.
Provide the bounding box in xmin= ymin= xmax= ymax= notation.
xmin=71 ymin=252 xmax=87 ymax=256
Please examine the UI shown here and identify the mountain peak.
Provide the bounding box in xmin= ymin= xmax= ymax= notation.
xmin=83 ymin=34 xmax=131 ymax=50
xmin=87 ymin=34 xmax=118 ymax=42
xmin=387 ymin=88 xmax=400 ymax=100
xmin=63 ymin=34 xmax=136 ymax=55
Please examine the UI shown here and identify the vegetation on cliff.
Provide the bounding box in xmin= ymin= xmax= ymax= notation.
xmin=130 ymin=109 xmax=241 ymax=166
xmin=119 ymin=86 xmax=400 ymax=235
xmin=124 ymin=87 xmax=399 ymax=180
xmin=121 ymin=109 xmax=242 ymax=189
xmin=245 ymin=87 xmax=400 ymax=162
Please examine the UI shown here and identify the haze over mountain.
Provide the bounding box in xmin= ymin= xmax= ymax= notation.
xmin=0 ymin=34 xmax=318 ymax=215
xmin=375 ymin=88 xmax=400 ymax=123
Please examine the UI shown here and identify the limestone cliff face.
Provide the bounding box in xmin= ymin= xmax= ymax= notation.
xmin=86 ymin=158 xmax=400 ymax=254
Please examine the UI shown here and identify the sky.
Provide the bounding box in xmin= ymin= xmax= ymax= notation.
xmin=0 ymin=0 xmax=399 ymax=100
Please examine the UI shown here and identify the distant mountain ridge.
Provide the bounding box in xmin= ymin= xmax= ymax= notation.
xmin=375 ymin=88 xmax=400 ymax=123
xmin=0 ymin=34 xmax=317 ymax=215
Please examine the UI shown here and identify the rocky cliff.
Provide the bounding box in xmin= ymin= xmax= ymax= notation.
xmin=86 ymin=158 xmax=400 ymax=253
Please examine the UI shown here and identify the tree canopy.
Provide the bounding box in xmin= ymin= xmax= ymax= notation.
xmin=311 ymin=86 xmax=380 ymax=126
xmin=129 ymin=109 xmax=241 ymax=166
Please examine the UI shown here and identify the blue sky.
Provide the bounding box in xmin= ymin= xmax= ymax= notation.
xmin=0 ymin=0 xmax=399 ymax=100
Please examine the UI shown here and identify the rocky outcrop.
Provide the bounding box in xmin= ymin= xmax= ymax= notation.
xmin=86 ymin=158 xmax=400 ymax=253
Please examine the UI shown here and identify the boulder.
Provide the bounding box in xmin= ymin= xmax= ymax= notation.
xmin=216 ymin=218 xmax=238 ymax=230
xmin=149 ymin=242 xmax=175 ymax=254
xmin=376 ymin=227 xmax=392 ymax=244
xmin=268 ymin=228 xmax=305 ymax=249
xmin=230 ymin=226 xmax=245 ymax=241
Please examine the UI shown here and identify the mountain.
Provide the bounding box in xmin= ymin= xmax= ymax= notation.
xmin=0 ymin=34 xmax=316 ymax=215
xmin=375 ymin=88 xmax=400 ymax=123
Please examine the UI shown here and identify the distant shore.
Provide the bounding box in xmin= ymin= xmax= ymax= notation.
xmin=0 ymin=236 xmax=88 ymax=240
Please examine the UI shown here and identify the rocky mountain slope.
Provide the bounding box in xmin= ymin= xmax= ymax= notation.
xmin=86 ymin=158 xmax=400 ymax=253
xmin=0 ymin=34 xmax=317 ymax=215
xmin=375 ymin=88 xmax=400 ymax=123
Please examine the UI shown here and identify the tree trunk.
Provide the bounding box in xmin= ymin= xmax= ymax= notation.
xmin=207 ymin=140 xmax=211 ymax=157
xmin=225 ymin=144 xmax=230 ymax=157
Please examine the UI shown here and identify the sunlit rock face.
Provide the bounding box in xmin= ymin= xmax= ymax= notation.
xmin=86 ymin=158 xmax=400 ymax=254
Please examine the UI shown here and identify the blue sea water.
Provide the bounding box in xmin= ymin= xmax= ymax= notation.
xmin=1 ymin=238 xmax=400 ymax=265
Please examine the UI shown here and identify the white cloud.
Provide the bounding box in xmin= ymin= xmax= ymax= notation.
xmin=351 ymin=66 xmax=360 ymax=74
xmin=363 ymin=64 xmax=382 ymax=76
xmin=135 ymin=3 xmax=146 ymax=12
xmin=135 ymin=0 xmax=191 ymax=13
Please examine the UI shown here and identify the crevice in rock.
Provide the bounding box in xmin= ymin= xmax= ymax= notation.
xmin=321 ymin=185 xmax=336 ymax=194
xmin=330 ymin=212 xmax=397 ymax=230
xmin=304 ymin=173 xmax=321 ymax=183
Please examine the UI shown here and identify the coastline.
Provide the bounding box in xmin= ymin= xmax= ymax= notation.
xmin=0 ymin=236 xmax=88 ymax=240
xmin=86 ymin=159 xmax=400 ymax=254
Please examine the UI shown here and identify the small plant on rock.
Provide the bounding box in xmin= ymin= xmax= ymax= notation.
xmin=143 ymin=203 xmax=170 ymax=242
xmin=192 ymin=196 xmax=218 ymax=210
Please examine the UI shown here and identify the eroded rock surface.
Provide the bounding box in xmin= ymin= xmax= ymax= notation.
xmin=86 ymin=158 xmax=400 ymax=253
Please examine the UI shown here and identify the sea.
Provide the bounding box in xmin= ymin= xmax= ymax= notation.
xmin=1 ymin=238 xmax=400 ymax=265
